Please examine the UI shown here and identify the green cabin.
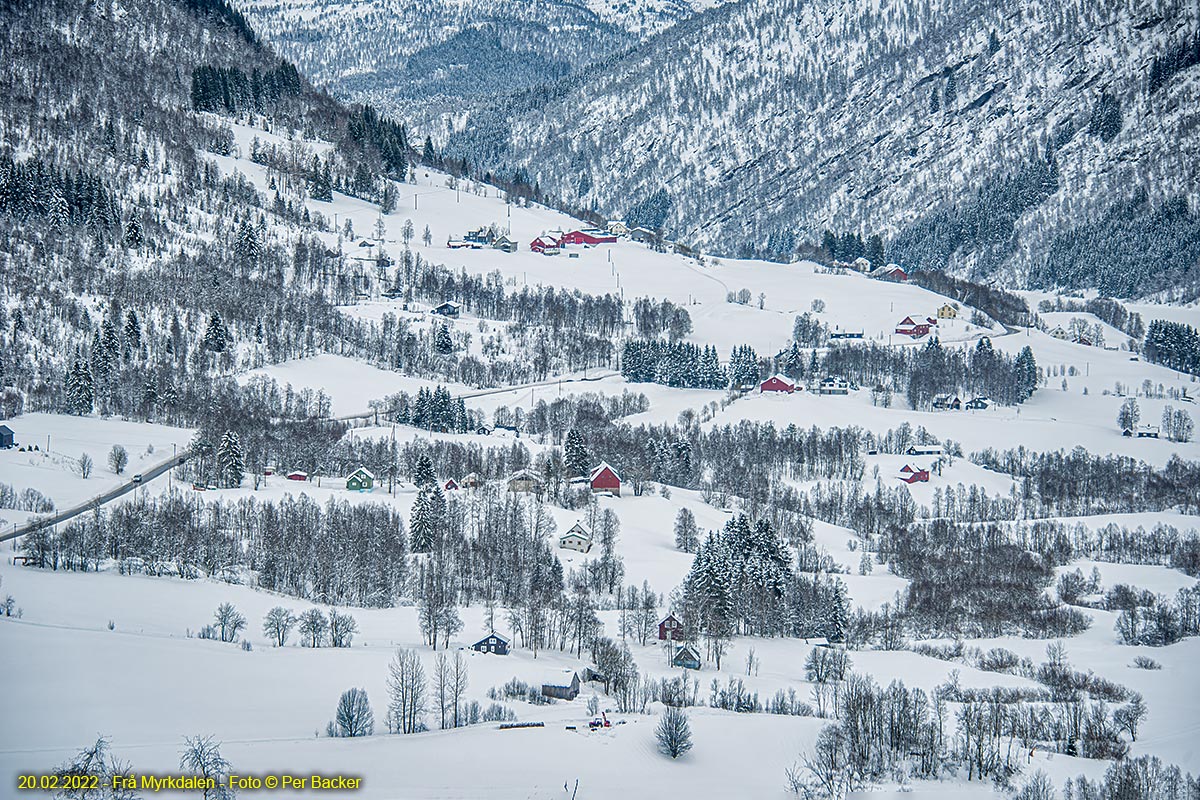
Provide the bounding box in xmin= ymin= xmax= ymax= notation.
xmin=346 ymin=467 xmax=375 ymax=492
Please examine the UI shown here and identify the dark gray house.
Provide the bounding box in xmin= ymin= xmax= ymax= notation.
xmin=471 ymin=632 xmax=510 ymax=655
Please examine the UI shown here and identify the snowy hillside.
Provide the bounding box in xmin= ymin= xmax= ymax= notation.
xmin=3 ymin=1 xmax=1200 ymax=799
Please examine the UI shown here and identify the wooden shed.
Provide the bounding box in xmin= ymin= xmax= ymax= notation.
xmin=542 ymin=669 xmax=581 ymax=700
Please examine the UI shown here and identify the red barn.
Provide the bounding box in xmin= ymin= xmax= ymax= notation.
xmin=530 ymin=235 xmax=561 ymax=255
xmin=560 ymin=229 xmax=617 ymax=246
xmin=589 ymin=462 xmax=621 ymax=496
xmin=760 ymin=374 xmax=796 ymax=394
xmin=900 ymin=469 xmax=930 ymax=484
xmin=658 ymin=613 xmax=685 ymax=641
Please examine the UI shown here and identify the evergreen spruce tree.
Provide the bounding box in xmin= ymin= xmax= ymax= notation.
xmin=234 ymin=219 xmax=262 ymax=270
xmin=943 ymin=71 xmax=958 ymax=108
xmin=123 ymin=309 xmax=141 ymax=352
xmin=412 ymin=453 xmax=436 ymax=487
xmin=1015 ymin=345 xmax=1038 ymax=401
xmin=728 ymin=344 xmax=760 ymax=389
xmin=826 ymin=579 xmax=850 ymax=643
xmin=434 ymin=324 xmax=453 ymax=354
xmin=124 ymin=216 xmax=143 ymax=248
xmin=66 ymin=359 xmax=94 ymax=415
xmin=564 ymin=429 xmax=589 ymax=477
xmin=409 ymin=484 xmax=444 ymax=552
xmin=217 ymin=430 xmax=245 ymax=489
xmin=203 ymin=313 xmax=228 ymax=353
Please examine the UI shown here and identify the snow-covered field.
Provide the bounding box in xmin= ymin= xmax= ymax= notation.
xmin=0 ymin=414 xmax=193 ymax=529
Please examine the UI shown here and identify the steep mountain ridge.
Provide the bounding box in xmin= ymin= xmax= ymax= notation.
xmin=237 ymin=0 xmax=732 ymax=135
xmin=444 ymin=0 xmax=1200 ymax=298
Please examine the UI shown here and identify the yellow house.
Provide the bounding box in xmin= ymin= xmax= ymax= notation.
xmin=937 ymin=303 xmax=958 ymax=320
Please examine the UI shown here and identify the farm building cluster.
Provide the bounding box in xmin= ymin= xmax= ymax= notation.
xmin=530 ymin=227 xmax=619 ymax=255
xmin=447 ymin=226 xmax=519 ymax=252
xmin=757 ymin=376 xmax=853 ymax=395
xmin=894 ymin=304 xmax=957 ymax=339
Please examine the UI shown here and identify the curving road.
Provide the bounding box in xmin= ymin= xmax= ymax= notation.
xmin=0 ymin=451 xmax=190 ymax=544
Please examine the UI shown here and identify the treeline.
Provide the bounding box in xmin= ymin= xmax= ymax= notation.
xmin=911 ymin=270 xmax=1033 ymax=327
xmin=971 ymin=448 xmax=1200 ymax=516
xmin=1012 ymin=520 xmax=1200 ymax=577
xmin=620 ymin=339 xmax=727 ymax=388
xmin=1037 ymin=192 xmax=1200 ymax=298
xmin=407 ymin=263 xmax=623 ymax=337
xmin=18 ymin=493 xmax=410 ymax=607
xmin=372 ymin=386 xmax=473 ymax=434
xmin=777 ymin=337 xmax=1038 ymax=408
xmin=1037 ymin=296 xmax=1144 ymax=340
xmin=1149 ymin=30 xmax=1200 ymax=94
xmin=677 ymin=515 xmax=850 ymax=666
xmin=0 ymin=155 xmax=121 ymax=233
xmin=790 ymin=659 xmax=1143 ymax=795
xmin=889 ymin=519 xmax=1089 ymax=638
xmin=631 ymin=298 xmax=693 ymax=341
xmin=1115 ymin=586 xmax=1200 ymax=647
xmin=183 ymin=0 xmax=259 ymax=45
xmin=888 ymin=150 xmax=1059 ymax=275
xmin=1143 ymin=319 xmax=1200 ymax=375
xmin=1064 ymin=757 xmax=1199 ymax=800
xmin=190 ymin=63 xmax=302 ymax=115
xmin=819 ymin=229 xmax=885 ymax=266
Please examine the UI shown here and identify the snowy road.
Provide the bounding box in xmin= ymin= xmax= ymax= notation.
xmin=0 ymin=450 xmax=190 ymax=544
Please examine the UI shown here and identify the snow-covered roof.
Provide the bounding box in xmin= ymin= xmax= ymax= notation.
xmin=475 ymin=631 xmax=510 ymax=645
xmin=562 ymin=522 xmax=592 ymax=540
xmin=349 ymin=466 xmax=375 ymax=479
xmin=509 ymin=468 xmax=542 ymax=483
xmin=542 ymin=668 xmax=578 ymax=689
xmin=763 ymin=373 xmax=794 ymax=385
xmin=589 ymin=461 xmax=621 ymax=481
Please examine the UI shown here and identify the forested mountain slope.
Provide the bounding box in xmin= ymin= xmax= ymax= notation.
xmin=0 ymin=0 xmax=413 ymax=436
xmin=446 ymin=0 xmax=1200 ymax=299
xmin=237 ymin=0 xmax=731 ymax=134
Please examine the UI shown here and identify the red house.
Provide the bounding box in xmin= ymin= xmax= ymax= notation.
xmin=560 ymin=229 xmax=617 ymax=246
xmin=530 ymin=235 xmax=561 ymax=255
xmin=444 ymin=478 xmax=459 ymax=491
xmin=900 ymin=469 xmax=930 ymax=484
xmin=895 ymin=315 xmax=936 ymax=338
xmin=899 ymin=464 xmax=915 ymax=474
xmin=286 ymin=470 xmax=308 ymax=481
xmin=658 ymin=613 xmax=685 ymax=641
xmin=871 ymin=265 xmax=909 ymax=281
xmin=589 ymin=462 xmax=621 ymax=497
xmin=760 ymin=374 xmax=796 ymax=394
